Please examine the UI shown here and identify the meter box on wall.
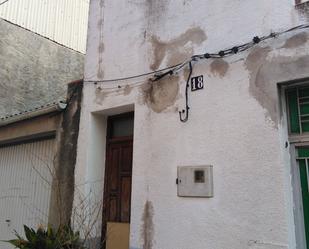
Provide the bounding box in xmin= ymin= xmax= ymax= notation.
xmin=177 ymin=166 xmax=213 ymax=197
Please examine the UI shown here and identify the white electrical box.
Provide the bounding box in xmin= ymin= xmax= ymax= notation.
xmin=177 ymin=165 xmax=213 ymax=197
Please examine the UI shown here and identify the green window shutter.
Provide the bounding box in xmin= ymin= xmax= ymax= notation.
xmin=298 ymin=148 xmax=309 ymax=249
xmin=298 ymin=148 xmax=309 ymax=157
xmin=299 ymin=88 xmax=309 ymax=133
xmin=287 ymin=88 xmax=300 ymax=133
xmin=286 ymin=87 xmax=309 ymax=134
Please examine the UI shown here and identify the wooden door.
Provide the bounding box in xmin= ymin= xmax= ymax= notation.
xmin=104 ymin=138 xmax=133 ymax=223
xmin=102 ymin=113 xmax=134 ymax=249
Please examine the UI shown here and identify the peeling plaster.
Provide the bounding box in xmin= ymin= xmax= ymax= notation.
xmin=123 ymin=84 xmax=133 ymax=96
xmin=282 ymin=32 xmax=308 ymax=49
xmin=141 ymin=201 xmax=154 ymax=249
xmin=94 ymin=87 xmax=108 ymax=105
xmin=245 ymin=46 xmax=275 ymax=123
xmin=246 ymin=45 xmax=309 ymax=126
xmin=141 ymin=74 xmax=179 ymax=113
xmin=210 ymin=59 xmax=229 ymax=77
xmin=150 ymin=27 xmax=207 ymax=71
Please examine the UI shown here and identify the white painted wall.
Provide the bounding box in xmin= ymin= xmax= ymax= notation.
xmin=0 ymin=0 xmax=89 ymax=53
xmin=75 ymin=0 xmax=309 ymax=248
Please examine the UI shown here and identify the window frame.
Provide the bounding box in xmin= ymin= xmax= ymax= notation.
xmin=285 ymin=85 xmax=309 ymax=140
xmin=282 ymin=82 xmax=309 ymax=249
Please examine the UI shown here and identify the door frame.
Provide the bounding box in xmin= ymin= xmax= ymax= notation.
xmin=290 ymin=144 xmax=308 ymax=249
xmin=280 ymin=82 xmax=309 ymax=249
xmin=101 ymin=112 xmax=134 ymax=248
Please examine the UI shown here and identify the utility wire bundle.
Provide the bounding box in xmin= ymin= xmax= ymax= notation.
xmin=86 ymin=23 xmax=309 ymax=84
xmin=153 ymin=23 xmax=309 ymax=82
xmin=86 ymin=23 xmax=309 ymax=122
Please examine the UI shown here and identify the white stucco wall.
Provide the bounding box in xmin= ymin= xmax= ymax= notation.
xmin=75 ymin=0 xmax=309 ymax=248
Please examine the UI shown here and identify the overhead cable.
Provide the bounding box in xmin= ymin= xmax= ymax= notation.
xmin=85 ymin=23 xmax=309 ymax=84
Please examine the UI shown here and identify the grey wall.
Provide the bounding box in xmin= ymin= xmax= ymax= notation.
xmin=0 ymin=18 xmax=84 ymax=117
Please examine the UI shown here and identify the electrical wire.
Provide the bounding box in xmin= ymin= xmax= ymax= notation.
xmin=179 ymin=61 xmax=193 ymax=122
xmin=85 ymin=23 xmax=309 ymax=85
xmin=84 ymin=63 xmax=183 ymax=83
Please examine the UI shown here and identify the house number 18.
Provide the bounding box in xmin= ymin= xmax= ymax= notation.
xmin=191 ymin=75 xmax=204 ymax=91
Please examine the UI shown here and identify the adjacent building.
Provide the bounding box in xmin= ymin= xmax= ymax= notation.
xmin=0 ymin=17 xmax=84 ymax=117
xmin=0 ymin=0 xmax=89 ymax=53
xmin=0 ymin=1 xmax=87 ymax=247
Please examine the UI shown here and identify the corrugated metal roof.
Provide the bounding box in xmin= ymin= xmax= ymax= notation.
xmin=0 ymin=101 xmax=67 ymax=126
xmin=0 ymin=0 xmax=89 ymax=53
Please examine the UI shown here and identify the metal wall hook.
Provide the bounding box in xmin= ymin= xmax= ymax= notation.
xmin=179 ymin=62 xmax=193 ymax=122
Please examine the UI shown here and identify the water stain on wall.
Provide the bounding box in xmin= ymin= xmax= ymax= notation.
xmin=144 ymin=0 xmax=169 ymax=29
xmin=97 ymin=68 xmax=104 ymax=79
xmin=98 ymin=42 xmax=105 ymax=53
xmin=245 ymin=44 xmax=309 ymax=126
xmin=282 ymin=32 xmax=308 ymax=49
xmin=123 ymin=84 xmax=133 ymax=96
xmin=141 ymin=200 xmax=154 ymax=249
xmin=150 ymin=27 xmax=207 ymax=71
xmin=141 ymin=74 xmax=179 ymax=113
xmin=210 ymin=59 xmax=229 ymax=77
xmin=183 ymin=0 xmax=192 ymax=5
xmin=97 ymin=0 xmax=105 ymax=79
xmin=97 ymin=18 xmax=104 ymax=29
xmin=296 ymin=3 xmax=309 ymax=21
xmin=94 ymin=87 xmax=108 ymax=105
xmin=245 ymin=46 xmax=276 ymax=123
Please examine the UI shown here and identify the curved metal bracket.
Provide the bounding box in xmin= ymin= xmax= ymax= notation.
xmin=179 ymin=62 xmax=193 ymax=122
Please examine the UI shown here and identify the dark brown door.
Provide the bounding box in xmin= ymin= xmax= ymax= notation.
xmin=102 ymin=113 xmax=134 ymax=247
xmin=104 ymin=138 xmax=133 ymax=223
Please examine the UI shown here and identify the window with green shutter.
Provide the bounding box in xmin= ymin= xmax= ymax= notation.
xmin=286 ymin=87 xmax=309 ymax=134
xmin=286 ymin=85 xmax=309 ymax=249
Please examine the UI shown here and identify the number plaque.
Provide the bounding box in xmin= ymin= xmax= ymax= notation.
xmin=191 ymin=75 xmax=204 ymax=91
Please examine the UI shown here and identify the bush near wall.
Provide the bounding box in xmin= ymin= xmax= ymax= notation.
xmin=5 ymin=225 xmax=85 ymax=249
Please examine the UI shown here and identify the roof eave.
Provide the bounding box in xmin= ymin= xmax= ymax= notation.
xmin=0 ymin=101 xmax=67 ymax=127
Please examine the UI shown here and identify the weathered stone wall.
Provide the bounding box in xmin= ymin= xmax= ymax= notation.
xmin=48 ymin=80 xmax=83 ymax=229
xmin=0 ymin=18 xmax=84 ymax=117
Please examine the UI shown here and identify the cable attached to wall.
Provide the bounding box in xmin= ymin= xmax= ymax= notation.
xmin=179 ymin=61 xmax=193 ymax=122
xmin=85 ymin=23 xmax=309 ymax=122
xmin=85 ymin=23 xmax=309 ymax=86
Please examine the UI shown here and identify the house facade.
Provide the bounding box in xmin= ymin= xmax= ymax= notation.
xmin=75 ymin=0 xmax=309 ymax=249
